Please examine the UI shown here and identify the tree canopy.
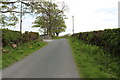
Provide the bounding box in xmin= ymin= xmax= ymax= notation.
xmin=0 ymin=0 xmax=68 ymax=36
xmin=0 ymin=1 xmax=33 ymax=30
xmin=0 ymin=1 xmax=18 ymax=27
xmin=31 ymin=1 xmax=68 ymax=36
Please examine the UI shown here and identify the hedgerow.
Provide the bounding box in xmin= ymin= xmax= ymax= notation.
xmin=72 ymin=28 xmax=120 ymax=56
xmin=2 ymin=28 xmax=40 ymax=47
xmin=2 ymin=28 xmax=22 ymax=46
xmin=22 ymin=31 xmax=39 ymax=43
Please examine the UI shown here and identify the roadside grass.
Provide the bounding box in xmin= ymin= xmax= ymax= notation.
xmin=1 ymin=40 xmax=47 ymax=69
xmin=68 ymin=37 xmax=120 ymax=78
xmin=52 ymin=36 xmax=70 ymax=40
xmin=52 ymin=36 xmax=64 ymax=40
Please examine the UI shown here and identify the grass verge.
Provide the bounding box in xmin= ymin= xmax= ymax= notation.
xmin=1 ymin=40 xmax=47 ymax=69
xmin=68 ymin=37 xmax=120 ymax=78
xmin=52 ymin=36 xmax=64 ymax=40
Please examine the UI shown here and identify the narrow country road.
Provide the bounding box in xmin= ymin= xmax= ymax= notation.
xmin=2 ymin=39 xmax=79 ymax=78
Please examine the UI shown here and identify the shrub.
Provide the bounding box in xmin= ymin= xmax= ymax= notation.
xmin=22 ymin=31 xmax=30 ymax=43
xmin=2 ymin=29 xmax=40 ymax=47
xmin=72 ymin=28 xmax=120 ymax=56
xmin=2 ymin=28 xmax=22 ymax=46
xmin=29 ymin=32 xmax=39 ymax=40
xmin=22 ymin=31 xmax=39 ymax=43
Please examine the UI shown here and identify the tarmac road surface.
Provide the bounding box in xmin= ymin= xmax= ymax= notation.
xmin=2 ymin=39 xmax=79 ymax=78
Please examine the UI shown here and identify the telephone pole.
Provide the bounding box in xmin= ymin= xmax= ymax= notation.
xmin=72 ymin=16 xmax=74 ymax=34
xmin=20 ymin=1 xmax=22 ymax=33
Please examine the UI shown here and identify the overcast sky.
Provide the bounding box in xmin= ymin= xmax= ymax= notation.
xmin=6 ymin=0 xmax=120 ymax=36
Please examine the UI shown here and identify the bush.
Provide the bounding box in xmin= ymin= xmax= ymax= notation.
xmin=72 ymin=28 xmax=120 ymax=56
xmin=22 ymin=31 xmax=29 ymax=43
xmin=2 ymin=28 xmax=22 ymax=46
xmin=22 ymin=31 xmax=39 ymax=43
xmin=2 ymin=29 xmax=40 ymax=47
xmin=29 ymin=32 xmax=39 ymax=40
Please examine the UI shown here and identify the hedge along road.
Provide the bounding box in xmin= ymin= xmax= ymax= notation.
xmin=2 ymin=39 xmax=79 ymax=78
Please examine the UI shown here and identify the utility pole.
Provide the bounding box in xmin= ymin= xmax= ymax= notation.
xmin=49 ymin=0 xmax=52 ymax=3
xmin=20 ymin=1 xmax=22 ymax=33
xmin=72 ymin=16 xmax=74 ymax=34
xmin=50 ymin=0 xmax=52 ymax=3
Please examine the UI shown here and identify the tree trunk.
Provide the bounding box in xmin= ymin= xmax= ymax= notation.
xmin=56 ymin=33 xmax=59 ymax=36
